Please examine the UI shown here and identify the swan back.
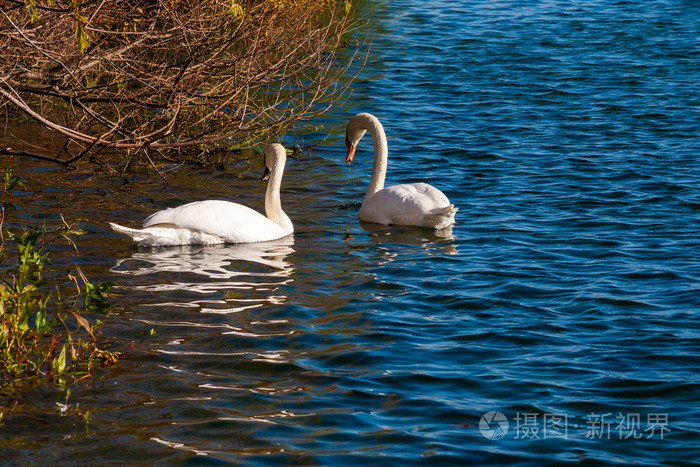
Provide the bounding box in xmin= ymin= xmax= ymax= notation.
xmin=360 ymin=183 xmax=457 ymax=229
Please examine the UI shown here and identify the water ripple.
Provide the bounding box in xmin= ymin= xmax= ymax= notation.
xmin=3 ymin=0 xmax=700 ymax=465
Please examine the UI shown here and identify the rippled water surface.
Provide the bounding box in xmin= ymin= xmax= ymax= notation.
xmin=2 ymin=1 xmax=700 ymax=465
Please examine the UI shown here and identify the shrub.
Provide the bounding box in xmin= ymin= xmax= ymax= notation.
xmin=0 ymin=0 xmax=358 ymax=167
xmin=0 ymin=169 xmax=117 ymax=390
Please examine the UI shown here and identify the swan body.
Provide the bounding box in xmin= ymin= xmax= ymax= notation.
xmin=110 ymin=144 xmax=293 ymax=246
xmin=345 ymin=113 xmax=457 ymax=229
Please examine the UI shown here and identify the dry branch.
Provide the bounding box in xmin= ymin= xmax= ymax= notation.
xmin=0 ymin=0 xmax=358 ymax=165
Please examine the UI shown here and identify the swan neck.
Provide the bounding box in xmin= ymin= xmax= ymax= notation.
xmin=364 ymin=117 xmax=388 ymax=201
xmin=265 ymin=161 xmax=287 ymax=228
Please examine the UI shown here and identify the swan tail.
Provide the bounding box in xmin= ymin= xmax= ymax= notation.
xmin=110 ymin=222 xmax=151 ymax=243
xmin=384 ymin=204 xmax=457 ymax=229
xmin=109 ymin=222 xmax=172 ymax=246
xmin=425 ymin=204 xmax=457 ymax=229
xmin=110 ymin=222 xmax=227 ymax=246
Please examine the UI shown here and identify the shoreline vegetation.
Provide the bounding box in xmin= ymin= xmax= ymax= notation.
xmin=1 ymin=166 xmax=117 ymax=402
xmin=1 ymin=0 xmax=359 ymax=177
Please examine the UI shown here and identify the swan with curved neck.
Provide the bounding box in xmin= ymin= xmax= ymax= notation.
xmin=109 ymin=144 xmax=293 ymax=246
xmin=345 ymin=113 xmax=457 ymax=229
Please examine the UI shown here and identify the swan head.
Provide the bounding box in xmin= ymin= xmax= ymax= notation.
xmin=262 ymin=143 xmax=286 ymax=181
xmin=345 ymin=115 xmax=370 ymax=163
xmin=345 ymin=112 xmax=385 ymax=163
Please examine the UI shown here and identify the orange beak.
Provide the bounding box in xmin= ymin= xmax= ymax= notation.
xmin=345 ymin=133 xmax=356 ymax=163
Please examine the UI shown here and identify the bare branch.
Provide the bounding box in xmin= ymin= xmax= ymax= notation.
xmin=0 ymin=0 xmax=360 ymax=166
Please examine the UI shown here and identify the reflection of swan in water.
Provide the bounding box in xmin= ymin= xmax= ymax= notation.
xmin=356 ymin=222 xmax=456 ymax=250
xmin=344 ymin=223 xmax=458 ymax=266
xmin=111 ymin=238 xmax=295 ymax=313
xmin=111 ymin=236 xmax=294 ymax=280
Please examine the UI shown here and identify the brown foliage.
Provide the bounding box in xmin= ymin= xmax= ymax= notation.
xmin=0 ymin=0 xmax=357 ymax=166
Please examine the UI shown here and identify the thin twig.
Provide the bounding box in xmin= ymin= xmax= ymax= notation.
xmin=141 ymin=147 xmax=168 ymax=185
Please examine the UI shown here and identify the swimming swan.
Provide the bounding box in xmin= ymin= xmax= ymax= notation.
xmin=344 ymin=113 xmax=457 ymax=229
xmin=109 ymin=143 xmax=293 ymax=246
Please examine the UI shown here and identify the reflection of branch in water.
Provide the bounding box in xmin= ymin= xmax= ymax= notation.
xmin=111 ymin=237 xmax=295 ymax=278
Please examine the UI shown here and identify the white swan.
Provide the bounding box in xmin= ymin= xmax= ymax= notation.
xmin=344 ymin=112 xmax=457 ymax=229
xmin=109 ymin=143 xmax=293 ymax=246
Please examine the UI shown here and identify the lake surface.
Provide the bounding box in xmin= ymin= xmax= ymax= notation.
xmin=2 ymin=0 xmax=700 ymax=465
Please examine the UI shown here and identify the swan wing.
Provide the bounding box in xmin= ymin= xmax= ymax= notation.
xmin=360 ymin=183 xmax=457 ymax=229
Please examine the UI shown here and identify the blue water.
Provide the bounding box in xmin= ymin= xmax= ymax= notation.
xmin=2 ymin=0 xmax=700 ymax=465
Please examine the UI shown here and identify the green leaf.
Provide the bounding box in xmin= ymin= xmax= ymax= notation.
xmin=35 ymin=306 xmax=46 ymax=330
xmin=54 ymin=345 xmax=67 ymax=376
